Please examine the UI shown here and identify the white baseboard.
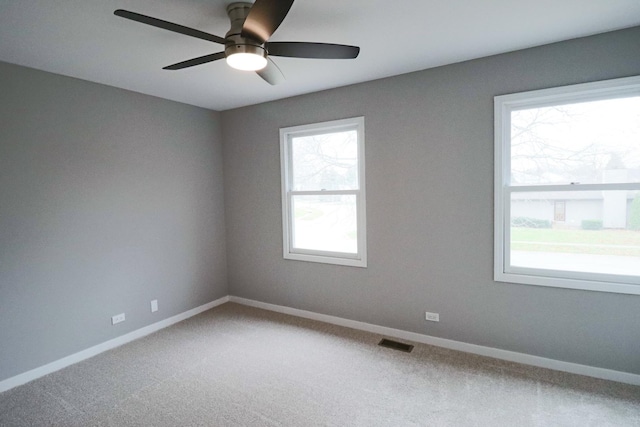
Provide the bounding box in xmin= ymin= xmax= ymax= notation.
xmin=3 ymin=294 xmax=638 ymax=392
xmin=0 ymin=296 xmax=230 ymax=393
xmin=229 ymin=296 xmax=640 ymax=387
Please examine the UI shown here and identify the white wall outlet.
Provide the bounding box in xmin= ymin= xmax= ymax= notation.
xmin=111 ymin=313 xmax=125 ymax=325
xmin=151 ymin=299 xmax=158 ymax=313
xmin=425 ymin=311 xmax=440 ymax=322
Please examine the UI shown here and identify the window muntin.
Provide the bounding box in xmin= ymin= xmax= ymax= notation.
xmin=281 ymin=117 xmax=366 ymax=267
xmin=495 ymin=76 xmax=640 ymax=294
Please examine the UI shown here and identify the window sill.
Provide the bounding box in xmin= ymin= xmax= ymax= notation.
xmin=495 ymin=269 xmax=640 ymax=295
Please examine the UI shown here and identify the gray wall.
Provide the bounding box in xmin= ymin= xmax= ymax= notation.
xmin=2 ymin=26 xmax=639 ymax=383
xmin=222 ymin=27 xmax=640 ymax=374
xmin=0 ymin=62 xmax=228 ymax=382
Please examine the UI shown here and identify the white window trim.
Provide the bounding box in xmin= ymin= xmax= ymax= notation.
xmin=280 ymin=117 xmax=367 ymax=267
xmin=494 ymin=75 xmax=640 ymax=295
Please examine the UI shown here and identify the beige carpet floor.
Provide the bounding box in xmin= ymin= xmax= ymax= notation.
xmin=1 ymin=302 xmax=639 ymax=426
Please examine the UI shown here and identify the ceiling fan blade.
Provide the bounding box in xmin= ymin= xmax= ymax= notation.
xmin=114 ymin=9 xmax=226 ymax=45
xmin=241 ymin=0 xmax=294 ymax=43
xmin=163 ymin=52 xmax=226 ymax=70
xmin=256 ymin=58 xmax=285 ymax=85
xmin=266 ymin=42 xmax=360 ymax=59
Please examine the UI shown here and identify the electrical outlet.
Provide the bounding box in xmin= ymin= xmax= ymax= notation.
xmin=111 ymin=313 xmax=125 ymax=325
xmin=425 ymin=311 xmax=440 ymax=322
xmin=151 ymin=299 xmax=158 ymax=313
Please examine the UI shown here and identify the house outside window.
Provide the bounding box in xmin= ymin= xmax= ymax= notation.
xmin=280 ymin=117 xmax=366 ymax=267
xmin=494 ymin=76 xmax=640 ymax=294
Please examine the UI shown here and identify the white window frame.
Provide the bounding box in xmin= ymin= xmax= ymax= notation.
xmin=280 ymin=117 xmax=367 ymax=267
xmin=494 ymin=75 xmax=640 ymax=295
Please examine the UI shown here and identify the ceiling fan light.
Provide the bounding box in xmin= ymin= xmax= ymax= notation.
xmin=226 ymin=52 xmax=267 ymax=71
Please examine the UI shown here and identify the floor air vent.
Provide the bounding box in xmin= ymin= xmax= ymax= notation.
xmin=378 ymin=338 xmax=414 ymax=353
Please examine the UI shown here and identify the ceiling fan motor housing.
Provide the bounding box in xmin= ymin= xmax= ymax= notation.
xmin=225 ymin=2 xmax=266 ymax=59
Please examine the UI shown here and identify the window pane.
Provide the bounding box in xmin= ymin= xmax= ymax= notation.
xmin=291 ymin=130 xmax=358 ymax=191
xmin=292 ymin=195 xmax=357 ymax=254
xmin=510 ymin=190 xmax=640 ymax=276
xmin=510 ymin=97 xmax=640 ymax=185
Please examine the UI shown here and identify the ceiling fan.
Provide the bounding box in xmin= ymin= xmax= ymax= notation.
xmin=114 ymin=0 xmax=360 ymax=85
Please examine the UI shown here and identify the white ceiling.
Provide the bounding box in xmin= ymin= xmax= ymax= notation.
xmin=1 ymin=0 xmax=639 ymax=111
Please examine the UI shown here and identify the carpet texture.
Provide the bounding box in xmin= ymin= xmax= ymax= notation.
xmin=1 ymin=302 xmax=639 ymax=426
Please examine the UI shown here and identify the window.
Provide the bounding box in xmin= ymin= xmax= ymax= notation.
xmin=494 ymin=76 xmax=640 ymax=294
xmin=280 ymin=117 xmax=366 ymax=267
